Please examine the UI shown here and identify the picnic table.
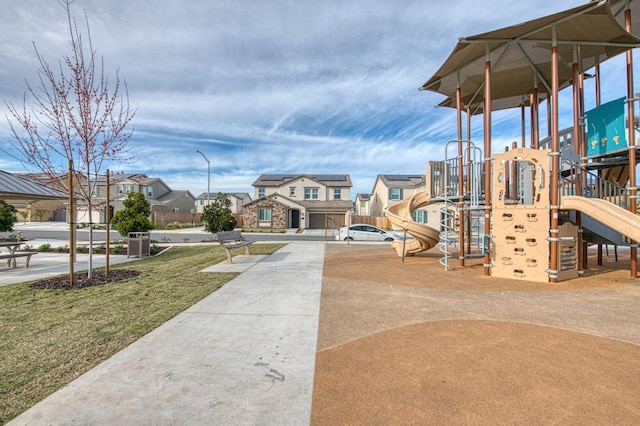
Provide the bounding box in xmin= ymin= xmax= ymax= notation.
xmin=0 ymin=241 xmax=36 ymax=268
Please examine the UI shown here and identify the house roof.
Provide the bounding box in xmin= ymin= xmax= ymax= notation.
xmin=0 ymin=170 xmax=69 ymax=201
xmin=195 ymin=192 xmax=251 ymax=200
xmin=154 ymin=190 xmax=195 ymax=205
xmin=356 ymin=193 xmax=371 ymax=201
xmin=298 ymin=199 xmax=354 ymax=211
xmin=377 ymin=174 xmax=425 ymax=189
xmin=244 ymin=193 xmax=353 ymax=211
xmin=111 ymin=173 xmax=156 ymax=184
xmin=252 ymin=174 xmax=352 ymax=187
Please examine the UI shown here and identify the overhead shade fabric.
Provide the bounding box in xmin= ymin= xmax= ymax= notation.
xmin=608 ymin=0 xmax=640 ymax=36
xmin=422 ymin=1 xmax=640 ymax=113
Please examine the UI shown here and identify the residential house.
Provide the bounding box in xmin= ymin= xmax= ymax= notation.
xmin=195 ymin=192 xmax=252 ymax=214
xmin=84 ymin=174 xmax=195 ymax=224
xmin=355 ymin=193 xmax=371 ymax=216
xmin=13 ymin=172 xmax=195 ymax=224
xmin=245 ymin=174 xmax=353 ymax=229
xmin=369 ymin=175 xmax=429 ymax=223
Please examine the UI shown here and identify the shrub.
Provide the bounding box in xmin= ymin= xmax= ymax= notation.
xmin=37 ymin=243 xmax=51 ymax=252
xmin=111 ymin=244 xmax=124 ymax=255
xmin=202 ymin=193 xmax=236 ymax=234
xmin=111 ymin=192 xmax=154 ymax=237
xmin=0 ymin=200 xmax=17 ymax=232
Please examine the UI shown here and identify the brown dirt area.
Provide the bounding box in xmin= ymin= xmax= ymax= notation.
xmin=311 ymin=244 xmax=640 ymax=425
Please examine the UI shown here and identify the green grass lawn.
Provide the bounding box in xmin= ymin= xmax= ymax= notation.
xmin=0 ymin=243 xmax=285 ymax=424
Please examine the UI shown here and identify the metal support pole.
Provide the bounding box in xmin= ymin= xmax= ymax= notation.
xmin=572 ymin=56 xmax=584 ymax=275
xmin=549 ymin=28 xmax=560 ymax=283
xmin=483 ymin=45 xmax=492 ymax=276
xmin=625 ymin=7 xmax=638 ymax=278
xmin=196 ymin=150 xmax=211 ymax=205
xmin=531 ymin=87 xmax=539 ymax=149
xmin=456 ymin=83 xmax=465 ymax=266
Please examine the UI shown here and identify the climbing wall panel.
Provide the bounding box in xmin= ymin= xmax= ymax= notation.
xmin=491 ymin=208 xmax=550 ymax=282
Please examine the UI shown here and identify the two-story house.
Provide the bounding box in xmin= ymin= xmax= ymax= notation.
xmin=194 ymin=192 xmax=252 ymax=214
xmin=15 ymin=172 xmax=195 ymax=224
xmin=87 ymin=174 xmax=196 ymax=223
xmin=369 ymin=175 xmax=428 ymax=222
xmin=244 ymin=174 xmax=354 ymax=230
xmin=355 ymin=193 xmax=371 ymax=216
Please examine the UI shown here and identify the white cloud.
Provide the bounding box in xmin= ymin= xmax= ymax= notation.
xmin=3 ymin=0 xmax=637 ymax=199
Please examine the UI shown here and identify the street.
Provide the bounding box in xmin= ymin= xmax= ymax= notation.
xmin=1 ymin=223 xmax=337 ymax=244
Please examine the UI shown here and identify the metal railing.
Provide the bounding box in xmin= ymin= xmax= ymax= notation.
xmin=560 ymin=167 xmax=628 ymax=208
xmin=539 ymin=127 xmax=575 ymax=152
xmin=434 ymin=140 xmax=484 ymax=270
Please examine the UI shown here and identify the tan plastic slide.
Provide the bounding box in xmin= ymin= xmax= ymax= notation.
xmin=561 ymin=196 xmax=640 ymax=242
xmin=387 ymin=191 xmax=440 ymax=257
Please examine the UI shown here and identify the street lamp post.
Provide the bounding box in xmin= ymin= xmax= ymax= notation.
xmin=196 ymin=150 xmax=210 ymax=205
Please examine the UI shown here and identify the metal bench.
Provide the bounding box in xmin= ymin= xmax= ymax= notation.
xmin=217 ymin=230 xmax=254 ymax=264
xmin=0 ymin=252 xmax=36 ymax=269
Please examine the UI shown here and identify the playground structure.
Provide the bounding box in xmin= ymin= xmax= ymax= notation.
xmin=387 ymin=0 xmax=640 ymax=283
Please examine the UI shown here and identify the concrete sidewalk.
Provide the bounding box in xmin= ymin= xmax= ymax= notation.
xmin=8 ymin=241 xmax=325 ymax=425
xmin=0 ymin=252 xmax=139 ymax=286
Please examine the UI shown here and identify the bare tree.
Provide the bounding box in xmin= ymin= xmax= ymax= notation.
xmin=4 ymin=0 xmax=135 ymax=279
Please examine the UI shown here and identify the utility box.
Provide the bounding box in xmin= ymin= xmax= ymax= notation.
xmin=128 ymin=232 xmax=150 ymax=258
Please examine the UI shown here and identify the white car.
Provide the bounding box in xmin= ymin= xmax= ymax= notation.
xmin=337 ymin=224 xmax=401 ymax=242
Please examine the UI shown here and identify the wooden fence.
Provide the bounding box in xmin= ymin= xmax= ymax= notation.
xmin=351 ymin=216 xmax=390 ymax=230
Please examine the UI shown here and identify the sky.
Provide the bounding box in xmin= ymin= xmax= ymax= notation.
xmin=1 ymin=0 xmax=636 ymax=199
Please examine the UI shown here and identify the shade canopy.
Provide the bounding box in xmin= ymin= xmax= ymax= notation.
xmin=422 ymin=0 xmax=640 ymax=113
xmin=437 ymin=92 xmax=548 ymax=116
xmin=0 ymin=170 xmax=68 ymax=201
xmin=608 ymin=0 xmax=640 ymax=36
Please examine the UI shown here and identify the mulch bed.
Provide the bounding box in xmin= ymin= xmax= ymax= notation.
xmin=29 ymin=270 xmax=141 ymax=290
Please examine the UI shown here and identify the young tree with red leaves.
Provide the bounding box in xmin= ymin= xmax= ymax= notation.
xmin=4 ymin=0 xmax=135 ymax=279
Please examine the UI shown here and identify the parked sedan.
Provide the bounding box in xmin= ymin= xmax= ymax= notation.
xmin=337 ymin=224 xmax=401 ymax=241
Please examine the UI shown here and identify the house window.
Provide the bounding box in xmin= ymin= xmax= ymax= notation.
xmin=333 ymin=189 xmax=341 ymax=200
xmin=258 ymin=188 xmax=265 ymax=198
xmin=412 ymin=210 xmax=427 ymax=224
xmin=91 ymin=186 xmax=98 ymax=197
xmin=126 ymin=184 xmax=132 ymax=194
xmin=259 ymin=208 xmax=272 ymax=221
xmin=360 ymin=201 xmax=366 ymax=208
xmin=199 ymin=200 xmax=204 ymax=205
xmin=147 ymin=186 xmax=153 ymax=198
xmin=171 ymin=207 xmax=180 ymax=213
xmin=304 ymin=188 xmax=319 ymax=200
xmin=389 ymin=188 xmax=402 ymax=201
xmin=289 ymin=187 xmax=296 ymax=197
xmin=117 ymin=184 xmax=124 ymax=194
